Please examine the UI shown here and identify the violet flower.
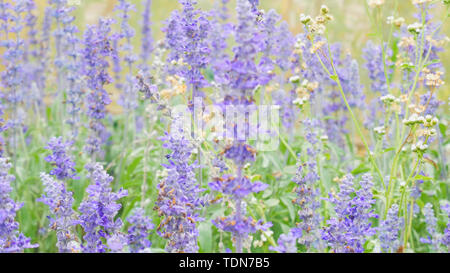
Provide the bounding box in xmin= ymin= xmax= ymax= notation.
xmin=420 ymin=203 xmax=440 ymax=252
xmin=378 ymin=204 xmax=403 ymax=253
xmin=322 ymin=174 xmax=377 ymax=253
xmin=290 ymin=120 xmax=322 ymax=250
xmin=115 ymin=0 xmax=139 ymax=111
xmin=0 ymin=158 xmax=37 ymax=252
xmin=155 ymin=127 xmax=204 ymax=253
xmin=441 ymin=204 xmax=450 ymax=252
xmin=37 ymin=173 xmax=79 ymax=253
xmin=164 ymin=0 xmax=211 ymax=98
xmin=77 ymin=163 xmax=128 ymax=253
xmin=269 ymin=232 xmax=297 ymax=253
xmin=127 ymin=207 xmax=154 ymax=253
xmin=44 ymin=137 xmax=78 ymax=181
xmin=82 ymin=18 xmax=115 ymax=159
xmin=140 ymin=0 xmax=153 ymax=73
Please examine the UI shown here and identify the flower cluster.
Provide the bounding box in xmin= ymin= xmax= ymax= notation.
xmin=155 ymin=127 xmax=204 ymax=253
xmin=77 ymin=163 xmax=128 ymax=253
xmin=164 ymin=0 xmax=211 ymax=97
xmin=82 ymin=18 xmax=115 ymax=159
xmin=37 ymin=173 xmax=79 ymax=252
xmin=127 ymin=207 xmax=154 ymax=253
xmin=44 ymin=137 xmax=78 ymax=181
xmin=115 ymin=0 xmax=139 ymax=111
xmin=0 ymin=158 xmax=37 ymax=252
xmin=378 ymin=204 xmax=403 ymax=253
xmin=322 ymin=174 xmax=378 ymax=253
xmin=0 ymin=0 xmax=447 ymax=255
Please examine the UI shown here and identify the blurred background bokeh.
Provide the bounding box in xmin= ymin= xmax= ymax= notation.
xmin=20 ymin=0 xmax=450 ymax=102
xmin=31 ymin=0 xmax=449 ymax=94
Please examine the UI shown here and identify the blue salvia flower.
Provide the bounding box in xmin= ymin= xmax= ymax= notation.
xmin=290 ymin=119 xmax=322 ymax=250
xmin=35 ymin=6 xmax=52 ymax=94
xmin=420 ymin=91 xmax=441 ymax=116
xmin=258 ymin=9 xmax=295 ymax=85
xmin=208 ymin=0 xmax=232 ymax=86
xmin=209 ymin=151 xmax=271 ymax=253
xmin=248 ymin=0 xmax=259 ymax=12
xmin=441 ymin=204 xmax=450 ymax=252
xmin=420 ymin=203 xmax=441 ymax=252
xmin=23 ymin=0 xmax=38 ymax=62
xmin=229 ymin=0 xmax=264 ymax=94
xmin=0 ymin=158 xmax=37 ymax=252
xmin=37 ymin=173 xmax=79 ymax=253
xmin=322 ymin=174 xmax=377 ymax=253
xmin=82 ymin=18 xmax=115 ymax=159
xmin=49 ymin=0 xmax=75 ymax=97
xmin=22 ymin=0 xmax=40 ymax=106
xmin=0 ymin=0 xmax=28 ymax=145
xmin=44 ymin=137 xmax=78 ymax=181
xmin=115 ymin=0 xmax=139 ymax=111
xmin=258 ymin=9 xmax=282 ymax=86
xmin=320 ymin=45 xmax=365 ymax=145
xmin=127 ymin=207 xmax=154 ymax=253
xmin=55 ymin=3 xmax=85 ymax=141
xmin=275 ymin=21 xmax=294 ymax=72
xmin=155 ymin=127 xmax=204 ymax=253
xmin=0 ymin=100 xmax=9 ymax=156
xmin=164 ymin=0 xmax=211 ymax=97
xmin=208 ymin=0 xmax=271 ymax=253
xmin=77 ymin=163 xmax=128 ymax=253
xmin=378 ymin=204 xmax=403 ymax=253
xmin=269 ymin=232 xmax=297 ymax=253
xmin=140 ymin=0 xmax=153 ymax=73
xmin=362 ymin=41 xmax=393 ymax=95
xmin=272 ymin=119 xmax=322 ymax=252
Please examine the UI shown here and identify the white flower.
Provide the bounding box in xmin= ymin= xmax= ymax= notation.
xmin=320 ymin=5 xmax=329 ymax=14
xmin=300 ymin=13 xmax=312 ymax=24
xmin=368 ymin=0 xmax=385 ymax=8
xmin=289 ymin=75 xmax=301 ymax=84
xmin=403 ymin=113 xmax=425 ymax=126
xmin=408 ymin=22 xmax=423 ymax=34
xmin=380 ymin=94 xmax=396 ymax=104
xmin=374 ymin=126 xmax=386 ymax=135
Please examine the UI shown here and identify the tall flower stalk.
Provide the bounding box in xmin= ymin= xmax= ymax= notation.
xmin=322 ymin=174 xmax=377 ymax=253
xmin=82 ymin=19 xmax=115 ymax=160
xmin=77 ymin=163 xmax=128 ymax=253
xmin=155 ymin=127 xmax=204 ymax=253
xmin=0 ymin=158 xmax=37 ymax=252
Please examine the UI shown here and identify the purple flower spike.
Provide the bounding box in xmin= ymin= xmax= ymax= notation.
xmin=37 ymin=173 xmax=79 ymax=253
xmin=44 ymin=136 xmax=78 ymax=181
xmin=77 ymin=163 xmax=128 ymax=253
xmin=82 ymin=18 xmax=115 ymax=158
xmin=155 ymin=127 xmax=204 ymax=253
xmin=322 ymin=174 xmax=377 ymax=253
xmin=0 ymin=158 xmax=38 ymax=252
xmin=127 ymin=207 xmax=154 ymax=253
xmin=379 ymin=204 xmax=403 ymax=253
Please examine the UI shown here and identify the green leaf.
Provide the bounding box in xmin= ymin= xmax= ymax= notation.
xmin=198 ymin=222 xmax=212 ymax=253
xmin=126 ymin=155 xmax=143 ymax=175
xmin=413 ymin=174 xmax=432 ymax=181
xmin=281 ymin=196 xmax=295 ymax=222
xmin=265 ymin=198 xmax=280 ymax=207
xmin=283 ymin=165 xmax=297 ymax=175
xmin=351 ymin=163 xmax=370 ymax=175
xmin=439 ymin=123 xmax=446 ymax=137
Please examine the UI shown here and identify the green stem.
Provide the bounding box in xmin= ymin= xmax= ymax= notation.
xmin=315 ymin=39 xmax=384 ymax=188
